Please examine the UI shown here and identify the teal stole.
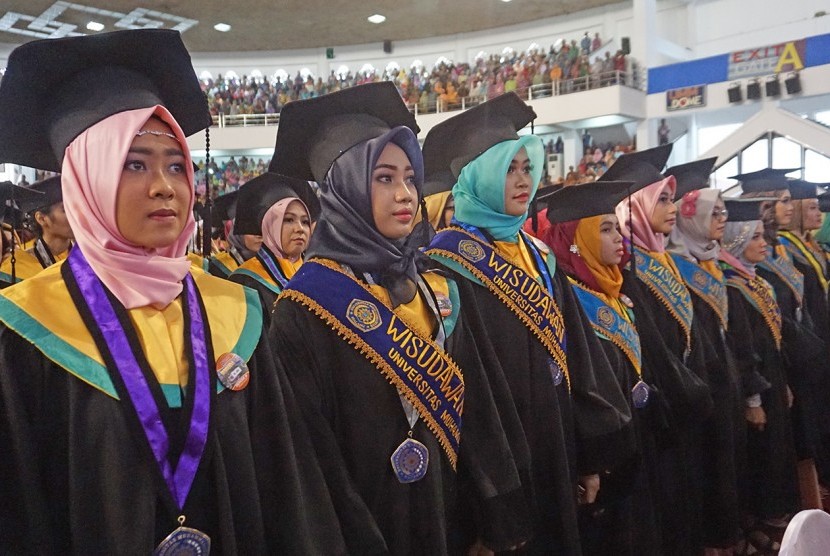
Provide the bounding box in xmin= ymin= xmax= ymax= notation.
xmin=570 ymin=280 xmax=642 ymax=377
xmin=670 ymin=254 xmax=728 ymax=331
xmin=426 ymin=225 xmax=569 ymax=389
xmin=633 ymin=246 xmax=693 ymax=354
xmin=757 ymin=249 xmax=804 ymax=306
xmin=722 ymin=265 xmax=782 ymax=350
xmin=279 ymin=258 xmax=464 ymax=468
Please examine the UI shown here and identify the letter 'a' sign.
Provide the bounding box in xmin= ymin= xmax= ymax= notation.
xmin=666 ymin=85 xmax=706 ymax=112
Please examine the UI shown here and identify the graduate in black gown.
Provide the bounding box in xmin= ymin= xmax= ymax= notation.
xmin=424 ymin=93 xmax=633 ymax=555
xmin=268 ymin=82 xmax=530 ymax=554
xmin=544 ymin=180 xmax=662 ymax=556
xmin=206 ymin=190 xmax=253 ymax=278
xmin=229 ymin=172 xmax=319 ymax=329
xmin=665 ymin=160 xmax=744 ymax=552
xmin=718 ymin=199 xmax=800 ymax=552
xmin=0 ymin=30 xmax=345 ymax=555
xmin=0 ymin=181 xmax=44 ymax=287
xmin=607 ymin=146 xmax=714 ymax=556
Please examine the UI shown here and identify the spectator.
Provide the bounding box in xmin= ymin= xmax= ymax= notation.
xmin=658 ymin=118 xmax=670 ymax=145
xmin=581 ymin=32 xmax=591 ymax=54
xmin=592 ymin=32 xmax=602 ymax=53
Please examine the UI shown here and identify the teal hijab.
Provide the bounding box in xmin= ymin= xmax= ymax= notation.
xmin=452 ymin=135 xmax=545 ymax=241
xmin=815 ymin=213 xmax=830 ymax=247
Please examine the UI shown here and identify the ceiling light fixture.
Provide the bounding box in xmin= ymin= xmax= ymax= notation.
xmin=86 ymin=21 xmax=105 ymax=31
xmin=368 ymin=14 xmax=386 ymax=24
xmin=501 ymin=0 xmax=513 ymax=3
xmin=214 ymin=23 xmax=232 ymax=32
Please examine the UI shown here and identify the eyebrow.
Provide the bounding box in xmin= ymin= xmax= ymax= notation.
xmin=128 ymin=146 xmax=185 ymax=157
xmin=374 ymin=163 xmax=413 ymax=172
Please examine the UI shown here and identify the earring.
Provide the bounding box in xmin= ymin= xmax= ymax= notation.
xmin=569 ymin=244 xmax=580 ymax=256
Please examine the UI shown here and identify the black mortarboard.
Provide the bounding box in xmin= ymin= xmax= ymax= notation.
xmin=665 ymin=157 xmax=717 ymax=201
xmin=422 ymin=92 xmax=536 ymax=178
xmin=234 ymin=173 xmax=321 ymax=236
xmin=211 ymin=191 xmax=239 ymax=228
xmin=787 ymin=178 xmax=820 ymax=200
xmin=0 ymin=181 xmax=44 ymax=213
xmin=600 ymin=144 xmax=673 ymax=187
xmin=819 ymin=192 xmax=830 ymax=213
xmin=724 ymin=198 xmax=773 ymax=222
xmin=546 ymin=180 xmax=639 ymax=223
xmin=0 ymin=29 xmax=211 ymax=172
xmin=422 ymin=170 xmax=456 ymax=197
xmin=269 ymin=82 xmax=418 ymax=183
xmin=730 ymin=167 xmax=800 ymax=194
xmin=26 ymin=176 xmax=62 ymax=212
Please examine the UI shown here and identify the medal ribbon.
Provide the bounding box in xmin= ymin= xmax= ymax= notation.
xmin=426 ymin=225 xmax=570 ymax=389
xmin=570 ymin=279 xmax=642 ymax=376
xmin=67 ymin=247 xmax=211 ymax=510
xmin=723 ymin=266 xmax=782 ymax=350
xmin=279 ymin=259 xmax=464 ymax=469
xmin=633 ymin=247 xmax=693 ymax=354
xmin=256 ymin=246 xmax=291 ymax=290
xmin=778 ymin=232 xmax=829 ymax=292
xmin=670 ymin=253 xmax=729 ymax=331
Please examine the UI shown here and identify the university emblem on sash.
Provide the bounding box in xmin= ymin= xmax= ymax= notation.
xmin=597 ymin=306 xmax=615 ymax=327
xmin=458 ymin=239 xmax=486 ymax=263
xmin=346 ymin=299 xmax=382 ymax=332
xmin=693 ymin=270 xmax=707 ymax=288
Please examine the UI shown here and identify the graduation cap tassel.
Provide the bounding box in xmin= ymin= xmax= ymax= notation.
xmin=628 ymin=188 xmax=635 ymax=279
xmin=202 ymin=92 xmax=212 ymax=260
xmin=9 ymin=187 xmax=16 ymax=284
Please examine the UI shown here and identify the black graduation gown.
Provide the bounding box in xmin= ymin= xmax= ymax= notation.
xmin=229 ymin=272 xmax=279 ymax=330
xmin=0 ymin=272 xmax=345 ymax=554
xmin=270 ymin=271 xmax=530 ymax=555
xmin=435 ymin=259 xmax=633 ymax=555
xmin=620 ymin=267 xmax=713 ymax=556
xmin=723 ymin=277 xmax=800 ymax=519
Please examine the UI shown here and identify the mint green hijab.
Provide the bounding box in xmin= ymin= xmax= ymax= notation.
xmin=815 ymin=212 xmax=830 ymax=246
xmin=452 ymin=135 xmax=545 ymax=241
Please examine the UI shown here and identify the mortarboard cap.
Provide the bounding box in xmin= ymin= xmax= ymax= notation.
xmin=546 ymin=180 xmax=639 ymax=224
xmin=600 ymin=144 xmax=673 ymax=187
xmin=211 ymin=191 xmax=239 ymax=228
xmin=819 ymin=192 xmax=830 ymax=213
xmin=730 ymin=167 xmax=800 ymax=194
xmin=0 ymin=29 xmax=212 ymax=172
xmin=0 ymin=181 xmax=44 ymax=213
xmin=233 ymin=173 xmax=321 ymax=236
xmin=422 ymin=92 xmax=536 ymax=178
xmin=26 ymin=176 xmax=62 ymax=212
xmin=724 ymin=198 xmax=775 ymax=222
xmin=422 ymin=170 xmax=456 ymax=198
xmin=665 ymin=157 xmax=717 ymax=201
xmin=786 ymin=178 xmax=820 ymax=200
xmin=269 ymin=82 xmax=418 ymax=184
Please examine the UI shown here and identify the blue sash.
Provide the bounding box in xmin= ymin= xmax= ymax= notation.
xmin=758 ymin=248 xmax=804 ymax=305
xmin=571 ymin=280 xmax=642 ymax=376
xmin=279 ymin=259 xmax=464 ymax=468
xmin=723 ymin=266 xmax=782 ymax=350
xmin=426 ymin=225 xmax=569 ymax=389
xmin=257 ymin=246 xmax=291 ymax=290
xmin=633 ymin=247 xmax=693 ymax=353
xmin=670 ymin=254 xmax=728 ymax=331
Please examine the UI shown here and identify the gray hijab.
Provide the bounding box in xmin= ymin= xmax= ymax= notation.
xmin=667 ymin=189 xmax=721 ymax=262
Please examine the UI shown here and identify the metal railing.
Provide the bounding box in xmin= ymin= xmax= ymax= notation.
xmin=210 ymin=69 xmax=646 ymax=127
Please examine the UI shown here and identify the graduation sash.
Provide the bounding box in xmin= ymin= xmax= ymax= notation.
xmin=571 ymin=280 xmax=641 ymax=376
xmin=778 ymin=232 xmax=829 ymax=292
xmin=279 ymin=258 xmax=464 ymax=468
xmin=758 ymin=248 xmax=804 ymax=305
xmin=723 ymin=266 xmax=782 ymax=350
xmin=670 ymin=253 xmax=728 ymax=331
xmin=426 ymin=225 xmax=569 ymax=389
xmin=633 ymin=247 xmax=693 ymax=353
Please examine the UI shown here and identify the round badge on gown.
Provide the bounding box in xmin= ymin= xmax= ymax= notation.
xmin=632 ymin=380 xmax=650 ymax=409
xmin=391 ymin=437 xmax=430 ymax=483
xmin=216 ymin=353 xmax=249 ymax=391
xmin=548 ymin=358 xmax=564 ymax=386
xmin=435 ymin=292 xmax=453 ymax=319
xmin=153 ymin=526 xmax=211 ymax=556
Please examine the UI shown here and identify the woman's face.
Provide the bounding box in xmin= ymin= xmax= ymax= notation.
xmin=708 ymin=197 xmax=727 ymax=241
xmin=743 ymin=222 xmax=768 ymax=263
xmin=648 ymin=186 xmax=677 ymax=235
xmin=503 ymin=147 xmax=533 ymax=217
xmin=116 ymin=117 xmax=191 ymax=249
xmin=775 ymin=191 xmax=794 ymax=227
xmin=36 ymin=202 xmax=74 ymax=241
xmin=371 ymin=142 xmax=417 ymax=240
xmin=280 ymin=200 xmax=311 ymax=259
xmin=598 ymin=214 xmax=625 ymax=266
xmin=243 ymin=234 xmax=263 ymax=252
xmin=801 ymin=199 xmax=822 ymax=231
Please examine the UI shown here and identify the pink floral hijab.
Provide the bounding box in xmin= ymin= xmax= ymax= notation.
xmin=616 ymin=175 xmax=677 ymax=252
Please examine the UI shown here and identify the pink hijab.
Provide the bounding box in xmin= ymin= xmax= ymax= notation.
xmin=261 ymin=197 xmax=309 ymax=262
xmin=615 ymin=175 xmax=677 ymax=252
xmin=61 ymin=105 xmax=196 ymax=309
